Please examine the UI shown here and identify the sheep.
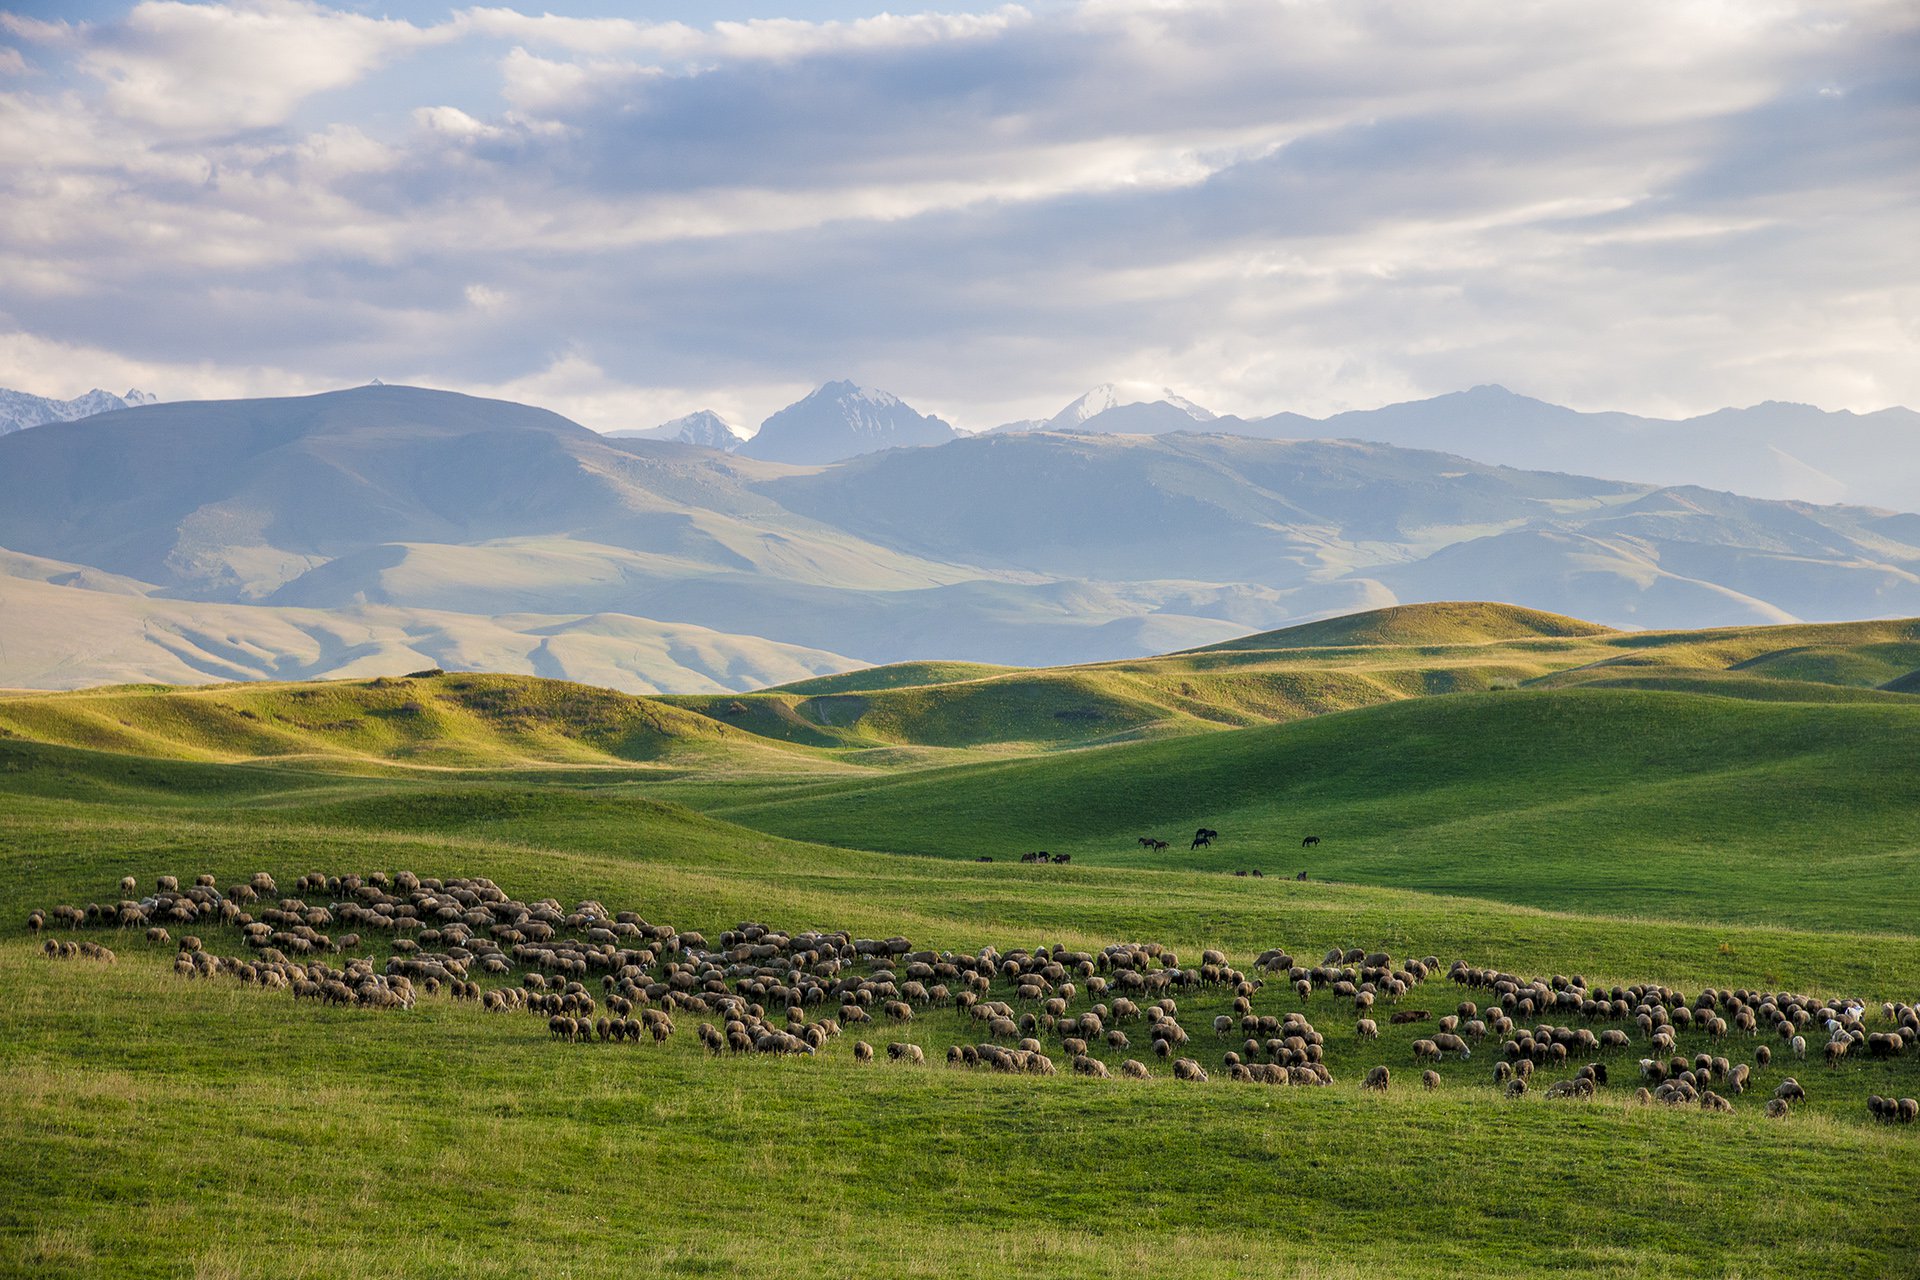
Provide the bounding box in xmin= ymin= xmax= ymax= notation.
xmin=1902 ymin=1098 xmax=1920 ymax=1124
xmin=1121 ymin=1059 xmax=1153 ymax=1080
xmin=886 ymin=1042 xmax=924 ymax=1064
xmin=1421 ymin=1069 xmax=1441 ymax=1091
xmin=1764 ymin=1097 xmax=1791 ymax=1118
xmin=1791 ymin=1035 xmax=1807 ymax=1059
xmin=119 ymin=876 xmax=137 ymax=895
xmin=1755 ymin=1044 xmax=1772 ymax=1067
xmin=1505 ymin=1077 xmax=1528 ymax=1098
xmin=1774 ymin=1078 xmax=1806 ymax=1102
xmin=1072 ymin=1055 xmax=1110 ymax=1079
xmin=1363 ymin=1065 xmax=1390 ymax=1092
xmin=1356 ymin=1018 xmax=1379 ymax=1040
xmin=1173 ymin=1058 xmax=1208 ymax=1082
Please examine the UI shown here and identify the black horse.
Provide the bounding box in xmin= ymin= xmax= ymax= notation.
xmin=1137 ymin=837 xmax=1170 ymax=852
xmin=1191 ymin=827 xmax=1220 ymax=850
xmin=1052 ymin=853 xmax=1071 ymax=864
xmin=1301 ymin=835 xmax=1321 ymax=848
xmin=1295 ymin=870 xmax=1308 ymax=881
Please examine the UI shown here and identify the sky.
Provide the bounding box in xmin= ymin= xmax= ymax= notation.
xmin=0 ymin=0 xmax=1915 ymax=433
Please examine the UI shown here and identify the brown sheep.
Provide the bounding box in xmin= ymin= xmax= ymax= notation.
xmin=1764 ymin=1097 xmax=1791 ymax=1118
xmin=1421 ymin=1069 xmax=1441 ymax=1091
xmin=1356 ymin=1018 xmax=1379 ymax=1039
xmin=1173 ymin=1058 xmax=1207 ymax=1082
xmin=119 ymin=876 xmax=137 ymax=895
xmin=886 ymin=1042 xmax=924 ymax=1064
xmin=1363 ymin=1065 xmax=1390 ymax=1092
xmin=1121 ymin=1059 xmax=1153 ymax=1080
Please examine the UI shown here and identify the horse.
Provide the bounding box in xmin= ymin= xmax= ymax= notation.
xmin=1051 ymin=853 xmax=1071 ymax=864
xmin=1301 ymin=835 xmax=1320 ymax=847
xmin=1191 ymin=827 xmax=1219 ymax=850
xmin=1295 ymin=871 xmax=1307 ymax=881
xmin=974 ymin=856 xmax=994 ymax=863
xmin=1137 ymin=837 xmax=1170 ymax=853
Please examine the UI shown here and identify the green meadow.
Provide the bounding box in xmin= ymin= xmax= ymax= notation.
xmin=4 ymin=604 xmax=1919 ymax=1278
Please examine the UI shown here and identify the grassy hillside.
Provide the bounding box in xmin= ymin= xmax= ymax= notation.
xmin=0 ymin=672 xmax=843 ymax=774
xmin=695 ymin=688 xmax=1920 ymax=936
xmin=664 ymin=605 xmax=1920 ymax=754
xmin=1197 ymin=600 xmax=1616 ymax=649
xmin=5 ymin=616 xmax=1920 ymax=1277
xmin=3 ymin=743 xmax=1919 ymax=1278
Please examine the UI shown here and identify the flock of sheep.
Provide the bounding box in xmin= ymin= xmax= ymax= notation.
xmin=24 ymin=868 xmax=1920 ymax=1126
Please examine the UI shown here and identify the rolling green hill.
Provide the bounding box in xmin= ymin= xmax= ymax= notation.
xmin=663 ymin=604 xmax=1920 ymax=753
xmin=5 ymin=604 xmax=1920 ymax=1277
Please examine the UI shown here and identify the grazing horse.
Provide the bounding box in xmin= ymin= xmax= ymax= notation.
xmin=1137 ymin=837 xmax=1170 ymax=852
xmin=1301 ymin=835 xmax=1320 ymax=848
xmin=1295 ymin=871 xmax=1307 ymax=881
xmin=1191 ymin=827 xmax=1220 ymax=850
xmin=1051 ymin=853 xmax=1071 ymax=864
xmin=1251 ymin=869 xmax=1263 ymax=878
xmin=1020 ymin=851 xmax=1049 ymax=864
xmin=974 ymin=856 xmax=994 ymax=863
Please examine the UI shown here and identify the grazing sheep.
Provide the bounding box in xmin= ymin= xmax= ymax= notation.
xmin=1755 ymin=1044 xmax=1772 ymax=1067
xmin=1363 ymin=1065 xmax=1390 ymax=1091
xmin=1356 ymin=1018 xmax=1379 ymax=1040
xmin=1764 ymin=1097 xmax=1791 ymax=1118
xmin=1505 ymin=1077 xmax=1528 ymax=1098
xmin=1774 ymin=1078 xmax=1806 ymax=1102
xmin=886 ymin=1042 xmax=924 ymax=1064
xmin=1121 ymin=1059 xmax=1153 ymax=1080
xmin=1791 ymin=1035 xmax=1807 ymax=1059
xmin=1421 ymin=1069 xmax=1441 ymax=1091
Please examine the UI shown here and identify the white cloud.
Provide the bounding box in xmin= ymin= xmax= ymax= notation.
xmin=0 ymin=0 xmax=1914 ymax=428
xmin=79 ymin=0 xmax=453 ymax=135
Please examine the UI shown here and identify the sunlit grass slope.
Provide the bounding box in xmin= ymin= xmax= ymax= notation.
xmin=698 ymin=688 xmax=1920 ymax=936
xmin=665 ymin=604 xmax=1920 ymax=752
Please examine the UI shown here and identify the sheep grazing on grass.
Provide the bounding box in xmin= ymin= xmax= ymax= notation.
xmin=1505 ymin=1078 xmax=1528 ymax=1098
xmin=886 ymin=1042 xmax=924 ymax=1064
xmin=1356 ymin=1018 xmax=1379 ymax=1040
xmin=1362 ymin=1065 xmax=1390 ymax=1092
xmin=1764 ymin=1097 xmax=1791 ymax=1118
xmin=1121 ymin=1059 xmax=1153 ymax=1080
xmin=1774 ymin=1078 xmax=1807 ymax=1103
xmin=1544 ymin=1078 xmax=1594 ymax=1100
xmin=1421 ymin=1069 xmax=1441 ymax=1091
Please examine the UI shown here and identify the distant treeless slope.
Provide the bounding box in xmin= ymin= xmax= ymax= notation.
xmin=0 ymin=572 xmax=860 ymax=695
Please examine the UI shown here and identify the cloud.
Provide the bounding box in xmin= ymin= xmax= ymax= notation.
xmin=0 ymin=0 xmax=1914 ymax=430
xmin=79 ymin=0 xmax=453 ymax=135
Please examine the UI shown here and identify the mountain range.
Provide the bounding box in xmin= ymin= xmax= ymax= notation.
xmin=4 ymin=382 xmax=1920 ymax=692
xmin=0 ymin=386 xmax=157 ymax=436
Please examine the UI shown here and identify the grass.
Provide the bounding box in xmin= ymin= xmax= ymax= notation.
xmin=5 ymin=602 xmax=1920 ymax=1276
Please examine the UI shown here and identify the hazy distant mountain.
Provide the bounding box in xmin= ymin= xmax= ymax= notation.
xmin=6 ymin=382 xmax=1920 ymax=691
xmin=0 ymin=557 xmax=858 ymax=694
xmin=1225 ymin=385 xmax=1920 ymax=509
xmin=990 ymin=383 xmax=1217 ymax=435
xmin=607 ymin=410 xmax=746 ymax=451
xmin=739 ymin=381 xmax=957 ymax=464
xmin=0 ymin=386 xmax=157 ymax=435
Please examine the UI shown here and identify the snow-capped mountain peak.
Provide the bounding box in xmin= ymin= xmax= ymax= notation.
xmin=740 ymin=380 xmax=956 ymax=464
xmin=0 ymin=385 xmax=161 ymax=436
xmin=608 ymin=409 xmax=749 ymax=450
xmin=1049 ymin=382 xmax=1215 ymax=428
